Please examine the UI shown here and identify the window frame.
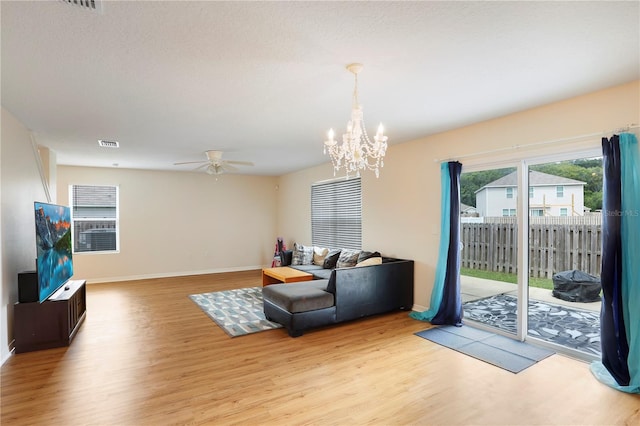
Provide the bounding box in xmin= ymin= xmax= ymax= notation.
xmin=69 ymin=184 xmax=120 ymax=254
xmin=506 ymin=187 xmax=514 ymax=199
xmin=460 ymin=143 xmax=602 ymax=361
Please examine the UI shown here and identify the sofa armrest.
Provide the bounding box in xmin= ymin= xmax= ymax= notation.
xmin=329 ymin=259 xmax=414 ymax=322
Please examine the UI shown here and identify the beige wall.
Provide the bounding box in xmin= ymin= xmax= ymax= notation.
xmin=56 ymin=167 xmax=278 ymax=282
xmin=1 ymin=107 xmax=49 ymax=363
xmin=276 ymin=80 xmax=640 ymax=310
xmin=2 ymin=80 xmax=638 ymax=362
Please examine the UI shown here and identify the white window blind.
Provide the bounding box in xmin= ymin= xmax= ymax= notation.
xmin=70 ymin=185 xmax=119 ymax=253
xmin=311 ymin=178 xmax=362 ymax=250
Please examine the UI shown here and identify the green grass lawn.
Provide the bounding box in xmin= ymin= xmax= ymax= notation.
xmin=460 ymin=267 xmax=554 ymax=290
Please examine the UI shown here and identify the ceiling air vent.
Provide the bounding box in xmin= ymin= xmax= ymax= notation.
xmin=60 ymin=0 xmax=103 ymax=13
xmin=98 ymin=140 xmax=119 ymax=148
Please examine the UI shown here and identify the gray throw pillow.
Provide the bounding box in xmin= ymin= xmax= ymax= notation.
xmin=292 ymin=243 xmax=314 ymax=265
xmin=336 ymin=249 xmax=361 ymax=268
xmin=357 ymin=250 xmax=381 ymax=263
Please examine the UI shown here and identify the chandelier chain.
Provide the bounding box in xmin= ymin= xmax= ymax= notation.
xmin=352 ymin=72 xmax=359 ymax=108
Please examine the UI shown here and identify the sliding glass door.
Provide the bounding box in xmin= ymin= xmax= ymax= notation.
xmin=460 ymin=165 xmax=521 ymax=337
xmin=460 ymin=149 xmax=602 ymax=360
xmin=526 ymin=155 xmax=603 ymax=360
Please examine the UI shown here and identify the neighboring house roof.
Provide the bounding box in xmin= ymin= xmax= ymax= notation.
xmin=460 ymin=203 xmax=476 ymax=212
xmin=476 ymin=171 xmax=586 ymax=192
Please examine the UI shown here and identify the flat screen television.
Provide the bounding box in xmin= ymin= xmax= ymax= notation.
xmin=34 ymin=202 xmax=74 ymax=302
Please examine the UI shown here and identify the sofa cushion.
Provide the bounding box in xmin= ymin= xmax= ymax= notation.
xmin=336 ymin=249 xmax=361 ymax=268
xmin=290 ymin=264 xmax=323 ymax=273
xmin=313 ymin=246 xmax=329 ymax=265
xmin=356 ymin=257 xmax=382 ymax=267
xmin=292 ymin=243 xmax=314 ymax=265
xmin=290 ymin=264 xmax=332 ymax=280
xmin=356 ymin=251 xmax=382 ymax=267
xmin=323 ymin=249 xmax=341 ymax=269
xmin=310 ymin=268 xmax=332 ymax=280
xmin=262 ymin=280 xmax=334 ymax=313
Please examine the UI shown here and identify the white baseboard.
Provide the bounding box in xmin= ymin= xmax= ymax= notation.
xmin=2 ymin=342 xmax=15 ymax=366
xmin=411 ymin=303 xmax=428 ymax=312
xmin=85 ymin=265 xmax=266 ymax=284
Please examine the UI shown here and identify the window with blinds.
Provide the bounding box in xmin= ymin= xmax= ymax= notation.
xmin=311 ymin=178 xmax=361 ymax=250
xmin=70 ymin=185 xmax=119 ymax=253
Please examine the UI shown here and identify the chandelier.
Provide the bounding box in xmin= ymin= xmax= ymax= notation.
xmin=324 ymin=63 xmax=388 ymax=178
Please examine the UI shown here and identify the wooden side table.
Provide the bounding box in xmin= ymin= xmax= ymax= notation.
xmin=262 ymin=267 xmax=313 ymax=286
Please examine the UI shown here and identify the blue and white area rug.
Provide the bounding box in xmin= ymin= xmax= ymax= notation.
xmin=189 ymin=287 xmax=282 ymax=337
xmin=463 ymin=294 xmax=601 ymax=356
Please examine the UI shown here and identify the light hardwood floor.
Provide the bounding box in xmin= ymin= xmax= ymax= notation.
xmin=2 ymin=270 xmax=639 ymax=425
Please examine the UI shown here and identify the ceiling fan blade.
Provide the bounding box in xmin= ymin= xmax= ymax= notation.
xmin=174 ymin=160 xmax=208 ymax=166
xmin=221 ymin=163 xmax=239 ymax=172
xmin=225 ymin=160 xmax=254 ymax=166
xmin=193 ymin=163 xmax=209 ymax=171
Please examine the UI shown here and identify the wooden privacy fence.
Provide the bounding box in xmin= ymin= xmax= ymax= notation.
xmin=461 ymin=221 xmax=602 ymax=278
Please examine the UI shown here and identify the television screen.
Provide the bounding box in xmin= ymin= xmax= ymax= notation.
xmin=34 ymin=202 xmax=73 ymax=302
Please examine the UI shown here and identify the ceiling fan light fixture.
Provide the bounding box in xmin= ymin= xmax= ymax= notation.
xmin=205 ymin=164 xmax=223 ymax=175
xmin=173 ymin=150 xmax=253 ymax=175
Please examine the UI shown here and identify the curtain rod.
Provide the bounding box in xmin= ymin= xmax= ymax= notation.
xmin=434 ymin=123 xmax=639 ymax=163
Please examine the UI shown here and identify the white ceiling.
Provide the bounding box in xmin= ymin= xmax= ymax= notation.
xmin=2 ymin=1 xmax=639 ymax=176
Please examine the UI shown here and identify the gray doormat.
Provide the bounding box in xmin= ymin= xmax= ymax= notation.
xmin=189 ymin=287 xmax=282 ymax=337
xmin=416 ymin=325 xmax=554 ymax=373
xmin=463 ymin=294 xmax=601 ymax=356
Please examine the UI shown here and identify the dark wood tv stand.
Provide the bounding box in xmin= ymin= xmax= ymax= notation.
xmin=14 ymin=279 xmax=86 ymax=354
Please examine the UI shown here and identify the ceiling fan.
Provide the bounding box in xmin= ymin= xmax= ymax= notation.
xmin=173 ymin=150 xmax=254 ymax=175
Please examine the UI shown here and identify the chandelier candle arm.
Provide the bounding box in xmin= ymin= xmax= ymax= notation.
xmin=323 ymin=63 xmax=388 ymax=178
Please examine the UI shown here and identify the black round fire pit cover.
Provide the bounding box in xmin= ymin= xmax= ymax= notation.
xmin=552 ymin=270 xmax=601 ymax=303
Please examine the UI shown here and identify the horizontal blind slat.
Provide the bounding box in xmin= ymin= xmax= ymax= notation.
xmin=71 ymin=184 xmax=119 ymax=253
xmin=311 ymin=178 xmax=361 ymax=249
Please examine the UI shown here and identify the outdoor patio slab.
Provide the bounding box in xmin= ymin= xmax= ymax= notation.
xmin=461 ymin=275 xmax=601 ymax=312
